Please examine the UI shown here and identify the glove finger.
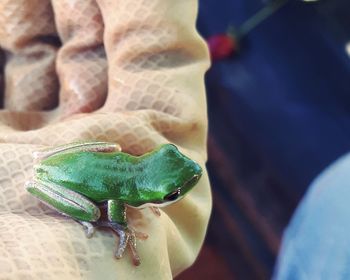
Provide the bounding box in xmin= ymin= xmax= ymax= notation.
xmin=51 ymin=0 xmax=107 ymax=117
xmin=97 ymin=0 xmax=208 ymax=126
xmin=0 ymin=0 xmax=59 ymax=111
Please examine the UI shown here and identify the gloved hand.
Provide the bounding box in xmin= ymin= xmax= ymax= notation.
xmin=0 ymin=0 xmax=211 ymax=279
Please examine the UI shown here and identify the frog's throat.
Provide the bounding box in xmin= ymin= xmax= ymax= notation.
xmin=127 ymin=197 xmax=183 ymax=209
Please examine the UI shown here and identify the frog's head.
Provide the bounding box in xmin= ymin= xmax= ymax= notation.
xmin=131 ymin=144 xmax=202 ymax=208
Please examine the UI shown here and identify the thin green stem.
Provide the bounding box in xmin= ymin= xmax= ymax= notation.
xmin=237 ymin=0 xmax=290 ymax=38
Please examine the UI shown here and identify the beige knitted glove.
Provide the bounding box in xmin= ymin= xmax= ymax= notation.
xmin=0 ymin=0 xmax=211 ymax=279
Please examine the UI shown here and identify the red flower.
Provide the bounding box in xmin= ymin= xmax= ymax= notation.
xmin=207 ymin=34 xmax=237 ymax=61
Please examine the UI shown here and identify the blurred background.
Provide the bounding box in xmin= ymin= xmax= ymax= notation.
xmin=177 ymin=0 xmax=350 ymax=279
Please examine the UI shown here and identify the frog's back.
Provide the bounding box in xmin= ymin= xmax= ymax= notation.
xmin=35 ymin=151 xmax=139 ymax=202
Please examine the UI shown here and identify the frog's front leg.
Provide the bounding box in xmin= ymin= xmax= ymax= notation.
xmin=33 ymin=141 xmax=121 ymax=160
xmin=96 ymin=200 xmax=147 ymax=266
xmin=25 ymin=180 xmax=101 ymax=236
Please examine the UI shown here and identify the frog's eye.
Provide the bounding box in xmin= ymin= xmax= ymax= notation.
xmin=164 ymin=189 xmax=181 ymax=201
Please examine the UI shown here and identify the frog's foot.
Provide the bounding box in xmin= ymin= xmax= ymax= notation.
xmin=150 ymin=206 xmax=161 ymax=217
xmin=94 ymin=221 xmax=148 ymax=266
xmin=110 ymin=223 xmax=148 ymax=266
xmin=114 ymin=225 xmax=139 ymax=264
xmin=79 ymin=221 xmax=96 ymax=238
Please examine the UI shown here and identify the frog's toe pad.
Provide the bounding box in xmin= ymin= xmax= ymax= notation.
xmin=85 ymin=227 xmax=95 ymax=238
xmin=135 ymin=231 xmax=148 ymax=240
xmin=150 ymin=206 xmax=161 ymax=217
xmin=80 ymin=221 xmax=96 ymax=238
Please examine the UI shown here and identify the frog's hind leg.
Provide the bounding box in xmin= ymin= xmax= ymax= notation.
xmin=25 ymin=180 xmax=100 ymax=237
xmin=33 ymin=141 xmax=122 ymax=160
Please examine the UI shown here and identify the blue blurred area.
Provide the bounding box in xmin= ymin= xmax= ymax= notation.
xmin=198 ymin=0 xmax=350 ymax=199
xmin=274 ymin=152 xmax=350 ymax=279
xmin=195 ymin=0 xmax=350 ymax=277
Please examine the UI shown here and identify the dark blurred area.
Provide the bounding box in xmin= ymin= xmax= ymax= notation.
xmin=177 ymin=0 xmax=350 ymax=279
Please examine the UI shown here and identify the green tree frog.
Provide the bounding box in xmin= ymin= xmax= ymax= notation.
xmin=25 ymin=141 xmax=202 ymax=265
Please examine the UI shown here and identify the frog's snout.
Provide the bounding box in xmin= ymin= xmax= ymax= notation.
xmin=183 ymin=162 xmax=202 ymax=192
xmin=194 ymin=162 xmax=202 ymax=176
xmin=190 ymin=160 xmax=202 ymax=179
xmin=187 ymin=173 xmax=201 ymax=187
